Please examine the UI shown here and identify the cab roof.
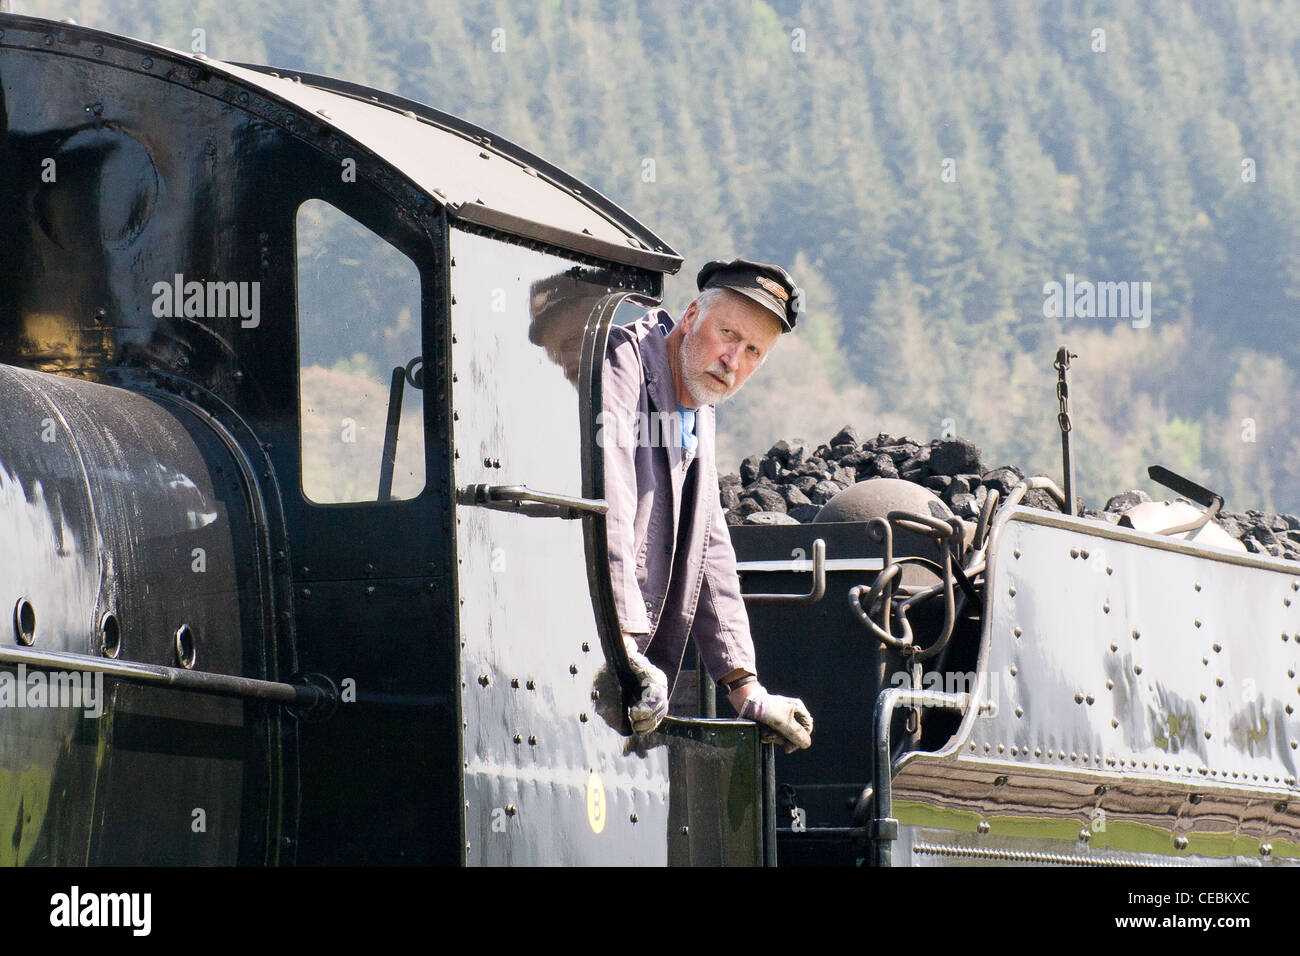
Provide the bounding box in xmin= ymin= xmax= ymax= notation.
xmin=0 ymin=12 xmax=682 ymax=274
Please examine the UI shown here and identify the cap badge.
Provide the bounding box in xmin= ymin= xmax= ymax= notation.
xmin=756 ymin=276 xmax=788 ymax=301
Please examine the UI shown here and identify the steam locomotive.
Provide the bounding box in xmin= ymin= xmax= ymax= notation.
xmin=2 ymin=12 xmax=1296 ymax=867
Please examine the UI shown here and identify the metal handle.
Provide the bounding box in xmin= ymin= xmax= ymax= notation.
xmin=741 ymin=538 xmax=826 ymax=606
xmin=457 ymin=484 xmax=609 ymax=519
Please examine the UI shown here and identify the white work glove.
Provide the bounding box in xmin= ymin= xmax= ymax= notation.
xmin=623 ymin=634 xmax=669 ymax=735
xmin=730 ymin=682 xmax=813 ymax=754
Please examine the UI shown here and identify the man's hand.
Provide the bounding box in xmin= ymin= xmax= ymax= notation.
xmin=730 ymin=682 xmax=813 ymax=754
xmin=624 ymin=634 xmax=669 ymax=735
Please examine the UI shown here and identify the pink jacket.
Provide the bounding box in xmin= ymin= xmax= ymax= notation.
xmin=600 ymin=309 xmax=756 ymax=694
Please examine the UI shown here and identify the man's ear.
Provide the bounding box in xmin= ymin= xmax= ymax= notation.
xmin=680 ymin=300 xmax=699 ymax=334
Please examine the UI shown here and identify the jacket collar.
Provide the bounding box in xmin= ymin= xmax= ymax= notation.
xmin=638 ymin=309 xmax=682 ymax=426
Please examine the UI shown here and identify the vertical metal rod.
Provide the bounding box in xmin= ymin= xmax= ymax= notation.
xmin=762 ymin=741 xmax=777 ymax=867
xmin=1055 ymin=346 xmax=1077 ymax=517
xmin=696 ymin=649 xmax=716 ymax=718
xmin=377 ymin=366 xmax=405 ymax=501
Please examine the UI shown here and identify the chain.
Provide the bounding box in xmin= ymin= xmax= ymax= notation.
xmin=1054 ymin=349 xmax=1076 ymax=433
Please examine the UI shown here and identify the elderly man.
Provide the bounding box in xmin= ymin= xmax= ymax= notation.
xmin=602 ymin=258 xmax=814 ymax=753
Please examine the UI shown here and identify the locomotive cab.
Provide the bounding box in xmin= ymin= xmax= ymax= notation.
xmin=0 ymin=12 xmax=771 ymax=866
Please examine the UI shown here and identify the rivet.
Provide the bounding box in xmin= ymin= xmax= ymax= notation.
xmin=1174 ymin=835 xmax=1189 ymax=850
xmin=1070 ymin=752 xmax=1077 ymax=761
xmin=680 ymin=826 xmax=689 ymax=835
xmin=1059 ymin=751 xmax=1066 ymax=760
xmin=1289 ymin=669 xmax=1295 ymax=679
xmin=1200 ymin=694 xmax=1207 ymax=702
xmin=997 ymin=744 xmax=1005 ymax=753
xmin=1070 ymin=548 xmax=1079 ymax=559
xmin=1134 ymin=664 xmax=1143 ymax=675
xmin=977 ymin=821 xmax=990 ymax=834
xmin=1095 ymin=784 xmax=1108 ymax=795
xmin=1203 ymin=657 xmax=1209 ymax=666
xmin=569 ymin=664 xmax=579 ymax=675
xmin=1212 ymin=643 xmax=1222 ymax=653
xmin=993 ymin=775 xmax=1008 ymax=786
xmin=1111 ymin=719 xmax=1118 ymax=728
xmin=629 ymin=813 xmax=638 ymax=824
xmin=506 ymin=805 xmax=516 ymax=816
xmin=1015 ymin=707 xmax=1024 ymax=718
xmin=1293 ymin=581 xmax=1299 ymax=591
xmin=1287 ymin=704 xmax=1294 ymax=715
xmin=1109 ymin=643 xmax=1117 ymax=652
xmin=1013 ymin=627 xmax=1022 ymax=637
xmin=582 ymin=642 xmax=590 ymax=653
xmin=510 ymin=678 xmax=520 ymax=688
xmin=1008 ymin=587 xmax=1016 ymax=597
xmin=1132 ymin=629 xmax=1140 ymax=640
xmin=1216 ymin=678 xmax=1224 ymax=687
xmin=1034 ymin=747 xmax=1042 ymax=756
xmin=1079 ymin=829 xmax=1091 ymax=843
xmin=591 ymin=690 xmax=600 ymax=701
xmin=1074 ymin=693 xmax=1084 ymax=704
xmin=478 ymin=674 xmax=490 ymax=686
xmin=1106 ymin=566 xmax=1113 ymax=575
xmin=1194 ymin=582 xmax=1201 ymax=591
xmin=1105 ymin=680 xmax=1114 ymax=690
xmin=579 ymin=713 xmax=588 ymax=723
xmin=1080 ymin=549 xmax=1090 ymax=559
xmin=983 ymin=743 xmax=991 ymax=752
xmin=1010 ymin=746 xmax=1019 ymax=755
xmin=1262 ymin=843 xmax=1273 ymax=857
xmin=526 ymin=680 xmax=536 ymax=690
xmin=1013 ymin=549 xmax=1020 ymax=559
xmin=1204 ymin=730 xmax=1212 ymax=739
xmin=1009 ymin=665 xmax=1018 ymax=676
xmin=1086 ymin=695 xmax=1095 ymax=705
xmin=528 ymin=735 xmax=537 ymax=746
xmin=1102 ymin=603 xmax=1110 ymax=613
xmin=512 ymin=734 xmax=521 ymax=743
xmin=1194 ymin=618 xmax=1202 ymax=628
xmin=1292 ymin=740 xmax=1298 ymax=750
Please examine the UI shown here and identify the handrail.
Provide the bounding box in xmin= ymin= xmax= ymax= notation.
xmin=741 ymin=538 xmax=827 ymax=606
xmin=0 ymin=644 xmax=335 ymax=712
xmin=457 ymin=483 xmax=609 ymax=519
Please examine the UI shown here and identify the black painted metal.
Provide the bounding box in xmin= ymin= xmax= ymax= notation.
xmin=732 ymin=520 xmax=977 ymax=865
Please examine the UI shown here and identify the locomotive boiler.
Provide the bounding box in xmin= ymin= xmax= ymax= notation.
xmin=2 ymin=12 xmax=1298 ymax=868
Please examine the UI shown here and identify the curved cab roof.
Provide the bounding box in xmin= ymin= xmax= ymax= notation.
xmin=0 ymin=12 xmax=682 ymax=274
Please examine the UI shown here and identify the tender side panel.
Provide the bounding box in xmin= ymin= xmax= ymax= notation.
xmin=892 ymin=509 xmax=1300 ymax=865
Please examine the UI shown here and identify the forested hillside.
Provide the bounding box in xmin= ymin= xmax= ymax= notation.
xmin=19 ymin=0 xmax=1300 ymax=509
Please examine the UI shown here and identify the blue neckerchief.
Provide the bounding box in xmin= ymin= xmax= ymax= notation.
xmin=677 ymin=403 xmax=698 ymax=458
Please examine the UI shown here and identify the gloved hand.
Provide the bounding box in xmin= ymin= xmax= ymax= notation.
xmin=730 ymin=682 xmax=813 ymax=754
xmin=623 ymin=634 xmax=669 ymax=735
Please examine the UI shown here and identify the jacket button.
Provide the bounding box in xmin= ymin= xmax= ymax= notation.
xmin=645 ymin=601 xmax=653 ymax=611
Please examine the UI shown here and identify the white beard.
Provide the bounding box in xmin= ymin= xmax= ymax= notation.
xmin=678 ymin=336 xmax=735 ymax=406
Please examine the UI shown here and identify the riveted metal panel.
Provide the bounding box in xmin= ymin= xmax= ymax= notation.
xmin=889 ymin=507 xmax=1300 ymax=865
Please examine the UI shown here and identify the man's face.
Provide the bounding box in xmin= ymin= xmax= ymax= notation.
xmin=678 ymin=291 xmax=782 ymax=406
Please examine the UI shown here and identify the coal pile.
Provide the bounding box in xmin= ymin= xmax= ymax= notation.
xmin=721 ymin=425 xmax=1300 ymax=562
